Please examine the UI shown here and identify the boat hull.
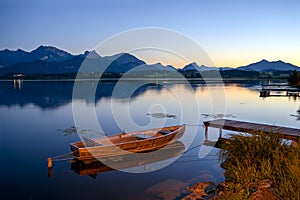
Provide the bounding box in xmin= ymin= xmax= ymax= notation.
xmin=70 ymin=124 xmax=186 ymax=160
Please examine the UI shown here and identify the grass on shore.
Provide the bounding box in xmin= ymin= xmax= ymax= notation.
xmin=219 ymin=132 xmax=300 ymax=199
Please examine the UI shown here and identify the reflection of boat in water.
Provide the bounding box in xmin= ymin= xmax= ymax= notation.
xmin=71 ymin=141 xmax=185 ymax=176
xmin=70 ymin=125 xmax=186 ymax=160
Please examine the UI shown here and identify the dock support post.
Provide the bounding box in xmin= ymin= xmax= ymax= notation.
xmin=219 ymin=128 xmax=222 ymax=138
xmin=205 ymin=125 xmax=208 ymax=140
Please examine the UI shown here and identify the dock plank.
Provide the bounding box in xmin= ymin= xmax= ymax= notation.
xmin=203 ymin=119 xmax=300 ymax=141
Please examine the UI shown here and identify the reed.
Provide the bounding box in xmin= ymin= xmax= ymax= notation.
xmin=219 ymin=132 xmax=300 ymax=199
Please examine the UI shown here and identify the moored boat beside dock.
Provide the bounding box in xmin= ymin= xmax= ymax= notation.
xmin=70 ymin=124 xmax=186 ymax=160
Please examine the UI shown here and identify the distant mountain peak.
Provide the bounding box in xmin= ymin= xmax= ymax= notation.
xmin=104 ymin=52 xmax=145 ymax=66
xmin=134 ymin=62 xmax=176 ymax=72
xmin=182 ymin=62 xmax=218 ymax=71
xmin=37 ymin=45 xmax=46 ymax=49
xmin=35 ymin=45 xmax=57 ymax=51
xmin=28 ymin=45 xmax=74 ymax=62
xmin=238 ymin=59 xmax=300 ymax=72
xmin=33 ymin=45 xmax=67 ymax=53
xmin=0 ymin=45 xmax=75 ymax=66
xmin=83 ymin=50 xmax=101 ymax=59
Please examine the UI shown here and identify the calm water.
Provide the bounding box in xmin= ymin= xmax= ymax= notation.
xmin=0 ymin=80 xmax=299 ymax=200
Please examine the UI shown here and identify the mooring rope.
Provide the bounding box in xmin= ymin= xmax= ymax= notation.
xmin=186 ymin=124 xmax=205 ymax=127
xmin=181 ymin=144 xmax=203 ymax=154
xmin=51 ymin=157 xmax=74 ymax=161
xmin=50 ymin=151 xmax=75 ymax=161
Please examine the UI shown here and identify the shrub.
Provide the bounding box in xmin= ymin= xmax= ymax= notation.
xmin=288 ymin=71 xmax=300 ymax=87
xmin=219 ymin=132 xmax=300 ymax=199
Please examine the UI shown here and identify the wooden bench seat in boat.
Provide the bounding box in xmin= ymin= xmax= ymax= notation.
xmin=159 ymin=130 xmax=172 ymax=135
xmin=82 ymin=136 xmax=103 ymax=147
xmin=134 ymin=133 xmax=153 ymax=140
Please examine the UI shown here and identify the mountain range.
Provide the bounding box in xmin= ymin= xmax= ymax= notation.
xmin=237 ymin=59 xmax=299 ymax=72
xmin=0 ymin=45 xmax=299 ymax=76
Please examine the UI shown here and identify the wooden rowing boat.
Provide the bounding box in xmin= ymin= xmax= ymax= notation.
xmin=71 ymin=141 xmax=185 ymax=176
xmin=70 ymin=124 xmax=186 ymax=160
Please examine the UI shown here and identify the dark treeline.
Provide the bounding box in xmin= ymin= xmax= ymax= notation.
xmin=0 ymin=70 xmax=296 ymax=80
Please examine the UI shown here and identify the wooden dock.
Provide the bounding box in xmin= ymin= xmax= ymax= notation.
xmin=262 ymin=83 xmax=289 ymax=86
xmin=260 ymin=83 xmax=300 ymax=97
xmin=203 ymin=119 xmax=300 ymax=142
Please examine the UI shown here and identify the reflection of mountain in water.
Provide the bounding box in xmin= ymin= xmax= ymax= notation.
xmin=0 ymin=80 xmax=74 ymax=109
xmin=0 ymin=80 xmax=185 ymax=110
xmin=0 ymin=80 xmax=266 ymax=110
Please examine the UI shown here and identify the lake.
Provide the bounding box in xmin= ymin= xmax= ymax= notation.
xmin=0 ymin=79 xmax=299 ymax=200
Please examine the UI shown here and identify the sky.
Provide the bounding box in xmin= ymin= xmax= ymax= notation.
xmin=1 ymin=0 xmax=299 ymax=68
